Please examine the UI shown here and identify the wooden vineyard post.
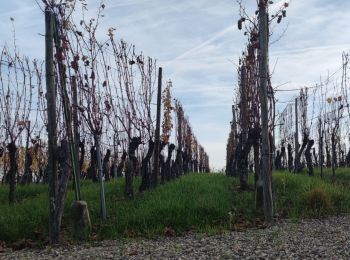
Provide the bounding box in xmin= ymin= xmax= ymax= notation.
xmin=239 ymin=65 xmax=248 ymax=190
xmin=95 ymin=135 xmax=107 ymax=219
xmin=52 ymin=16 xmax=81 ymax=201
xmin=258 ymin=0 xmax=273 ymax=222
xmin=318 ymin=117 xmax=324 ymax=178
xmin=71 ymin=76 xmax=81 ymax=196
xmin=177 ymin=103 xmax=183 ymax=176
xmin=45 ymin=8 xmax=59 ymax=244
xmin=152 ymin=67 xmax=162 ymax=188
xmin=23 ymin=120 xmax=31 ymax=184
xmin=294 ymin=98 xmax=299 ymax=172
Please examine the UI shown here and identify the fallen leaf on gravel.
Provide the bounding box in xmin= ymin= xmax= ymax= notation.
xmin=163 ymin=226 xmax=176 ymax=237
xmin=233 ymin=223 xmax=247 ymax=232
xmin=12 ymin=239 xmax=35 ymax=250
xmin=254 ymin=218 xmax=268 ymax=229
xmin=90 ymin=233 xmax=99 ymax=241
xmin=232 ymin=244 xmax=241 ymax=252
xmin=128 ymin=250 xmax=138 ymax=256
xmin=125 ymin=229 xmax=136 ymax=238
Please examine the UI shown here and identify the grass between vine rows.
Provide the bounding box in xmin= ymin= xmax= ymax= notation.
xmin=0 ymin=174 xmax=233 ymax=245
xmin=0 ymin=170 xmax=350 ymax=246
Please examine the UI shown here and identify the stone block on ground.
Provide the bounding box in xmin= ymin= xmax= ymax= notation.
xmin=70 ymin=200 xmax=91 ymax=240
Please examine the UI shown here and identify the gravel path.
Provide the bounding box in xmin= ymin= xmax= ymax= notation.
xmin=1 ymin=215 xmax=350 ymax=259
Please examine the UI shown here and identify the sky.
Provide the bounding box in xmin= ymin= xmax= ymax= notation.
xmin=0 ymin=0 xmax=349 ymax=170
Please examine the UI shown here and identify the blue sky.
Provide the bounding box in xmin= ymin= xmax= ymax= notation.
xmin=0 ymin=0 xmax=349 ymax=170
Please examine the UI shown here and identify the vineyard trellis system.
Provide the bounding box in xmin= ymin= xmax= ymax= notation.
xmin=226 ymin=0 xmax=350 ymax=222
xmin=0 ymin=0 xmax=209 ymax=245
xmin=226 ymin=0 xmax=289 ymax=221
xmin=275 ymin=52 xmax=350 ymax=178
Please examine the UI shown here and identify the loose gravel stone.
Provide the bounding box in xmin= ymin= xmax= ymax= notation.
xmin=1 ymin=215 xmax=350 ymax=259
